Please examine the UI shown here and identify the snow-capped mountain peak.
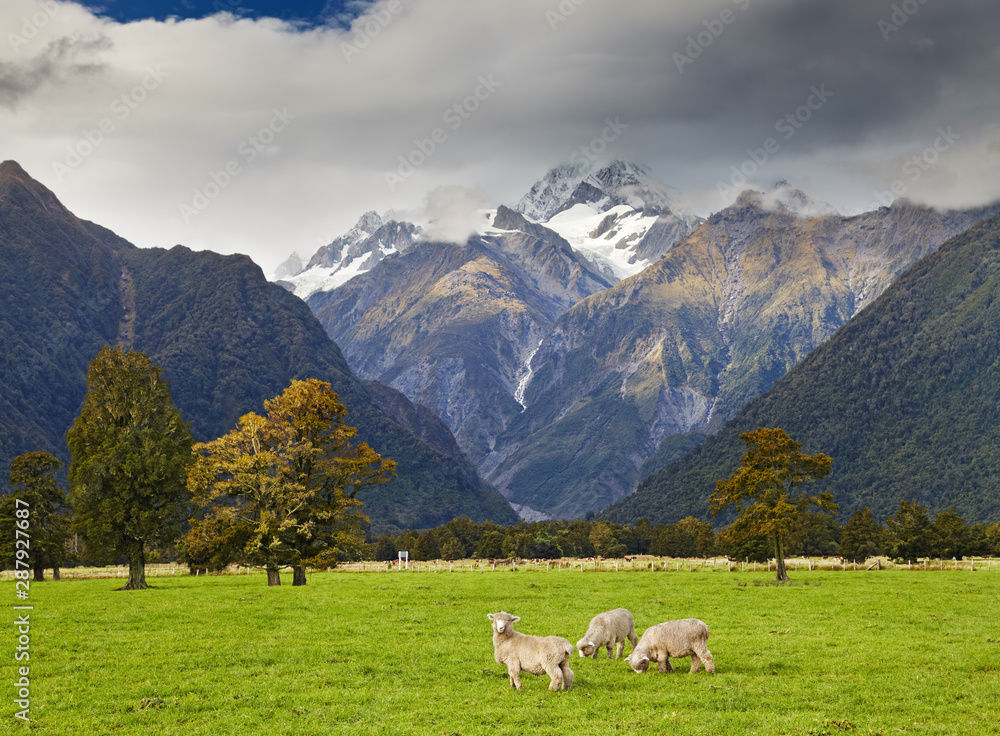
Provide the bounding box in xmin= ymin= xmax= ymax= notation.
xmin=517 ymin=158 xmax=682 ymax=222
xmin=514 ymin=159 xmax=700 ymax=281
xmin=515 ymin=160 xmax=590 ymax=222
xmin=280 ymin=210 xmax=417 ymax=299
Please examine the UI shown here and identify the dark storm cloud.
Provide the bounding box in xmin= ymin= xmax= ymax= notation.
xmin=1 ymin=0 xmax=997 ymax=270
xmin=628 ymin=0 xmax=1000 ymax=154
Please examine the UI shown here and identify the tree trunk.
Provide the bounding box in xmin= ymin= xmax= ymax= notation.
xmin=118 ymin=540 xmax=149 ymax=590
xmin=773 ymin=534 xmax=790 ymax=582
xmin=32 ymin=561 xmax=46 ymax=582
xmin=53 ymin=567 xmax=61 ymax=581
xmin=266 ymin=564 xmax=281 ymax=586
xmin=292 ymin=565 xmax=307 ymax=586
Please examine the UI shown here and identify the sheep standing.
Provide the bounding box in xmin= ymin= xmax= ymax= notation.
xmin=627 ymin=618 xmax=715 ymax=674
xmin=576 ymin=608 xmax=638 ymax=659
xmin=487 ymin=611 xmax=574 ymax=691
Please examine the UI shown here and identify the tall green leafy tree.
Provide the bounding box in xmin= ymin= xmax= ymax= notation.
xmin=932 ymin=508 xmax=976 ymax=559
xmin=67 ymin=347 xmax=194 ymax=590
xmin=1 ymin=452 xmax=72 ymax=581
xmin=883 ymin=501 xmax=934 ymax=562
xmin=709 ymin=427 xmax=834 ymax=581
xmin=839 ymin=507 xmax=883 ymax=562
xmin=187 ymin=379 xmax=394 ymax=586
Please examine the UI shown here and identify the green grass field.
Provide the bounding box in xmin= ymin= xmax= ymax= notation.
xmin=10 ymin=567 xmax=1000 ymax=735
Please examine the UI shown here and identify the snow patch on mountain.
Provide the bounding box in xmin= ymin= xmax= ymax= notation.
xmin=285 ymin=251 xmax=379 ymax=298
xmin=544 ymin=203 xmax=660 ymax=280
xmin=281 ymin=210 xmax=415 ymax=299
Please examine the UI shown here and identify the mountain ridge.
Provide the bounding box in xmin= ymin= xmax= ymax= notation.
xmin=0 ymin=161 xmax=516 ymax=532
xmin=601 ymin=209 xmax=1000 ymax=526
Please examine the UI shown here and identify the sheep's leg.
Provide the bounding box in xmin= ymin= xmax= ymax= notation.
xmin=690 ymin=653 xmax=701 ymax=673
xmin=658 ymin=657 xmax=673 ymax=674
xmin=507 ymin=663 xmax=523 ymax=690
xmin=614 ymin=639 xmax=624 ymax=659
xmin=560 ymin=661 xmax=574 ymax=691
xmin=545 ymin=662 xmax=564 ymax=691
xmin=696 ymin=645 xmax=715 ymax=674
xmin=628 ymin=631 xmax=639 ymax=651
xmin=605 ymin=642 xmax=614 ymax=659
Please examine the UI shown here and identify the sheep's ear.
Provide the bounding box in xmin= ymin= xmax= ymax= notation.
xmin=487 ymin=614 xmax=495 ymax=621
xmin=512 ymin=616 xmax=520 ymax=623
xmin=588 ymin=641 xmax=595 ymax=647
xmin=641 ymin=655 xmax=649 ymax=663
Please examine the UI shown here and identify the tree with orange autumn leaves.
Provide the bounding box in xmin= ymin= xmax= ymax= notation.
xmin=185 ymin=379 xmax=395 ymax=585
xmin=710 ymin=427 xmax=834 ymax=581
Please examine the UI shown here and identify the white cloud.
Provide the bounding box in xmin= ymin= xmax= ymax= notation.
xmin=2 ymin=0 xmax=999 ymax=273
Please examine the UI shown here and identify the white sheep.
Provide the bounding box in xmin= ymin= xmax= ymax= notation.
xmin=576 ymin=608 xmax=638 ymax=659
xmin=627 ymin=618 xmax=715 ymax=674
xmin=487 ymin=611 xmax=574 ymax=691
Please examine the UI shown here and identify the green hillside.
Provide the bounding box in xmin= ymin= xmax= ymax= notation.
xmin=0 ymin=161 xmax=128 ymax=475
xmin=603 ymin=211 xmax=1000 ymax=525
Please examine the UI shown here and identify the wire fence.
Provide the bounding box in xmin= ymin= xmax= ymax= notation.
xmin=6 ymin=555 xmax=996 ymax=581
xmin=325 ymin=556 xmax=1000 ymax=575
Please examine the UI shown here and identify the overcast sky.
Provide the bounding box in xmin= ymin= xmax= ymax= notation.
xmin=2 ymin=0 xmax=999 ymax=274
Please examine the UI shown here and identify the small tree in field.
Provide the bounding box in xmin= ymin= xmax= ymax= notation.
xmin=67 ymin=347 xmax=193 ymax=591
xmin=1 ymin=452 xmax=72 ymax=581
xmin=186 ymin=379 xmax=394 ymax=586
xmin=709 ymin=427 xmax=834 ymax=581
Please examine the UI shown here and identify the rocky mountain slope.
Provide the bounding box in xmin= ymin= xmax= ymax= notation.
xmin=0 ymin=161 xmax=515 ymax=531
xmin=601 ymin=210 xmax=1000 ymax=526
xmin=289 ymin=158 xmax=998 ymax=521
xmin=486 ymin=194 xmax=999 ymax=519
xmin=307 ymin=205 xmax=613 ymax=463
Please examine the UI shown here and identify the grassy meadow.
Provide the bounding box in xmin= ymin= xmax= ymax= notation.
xmin=10 ymin=565 xmax=1000 ymax=735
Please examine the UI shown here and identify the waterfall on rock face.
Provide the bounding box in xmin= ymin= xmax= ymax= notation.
xmin=514 ymin=339 xmax=544 ymax=410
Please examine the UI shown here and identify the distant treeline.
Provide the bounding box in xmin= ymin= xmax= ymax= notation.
xmin=357 ymin=502 xmax=1000 ymax=564
xmin=23 ymin=502 xmax=999 ymax=572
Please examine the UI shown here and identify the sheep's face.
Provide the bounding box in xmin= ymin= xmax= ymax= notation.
xmin=577 ymin=640 xmax=597 ymax=658
xmin=628 ymin=653 xmax=650 ymax=673
xmin=487 ymin=612 xmax=519 ymax=636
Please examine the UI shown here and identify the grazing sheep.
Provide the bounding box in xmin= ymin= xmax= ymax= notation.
xmin=576 ymin=608 xmax=639 ymax=659
xmin=487 ymin=611 xmax=574 ymax=691
xmin=627 ymin=618 xmax=715 ymax=674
